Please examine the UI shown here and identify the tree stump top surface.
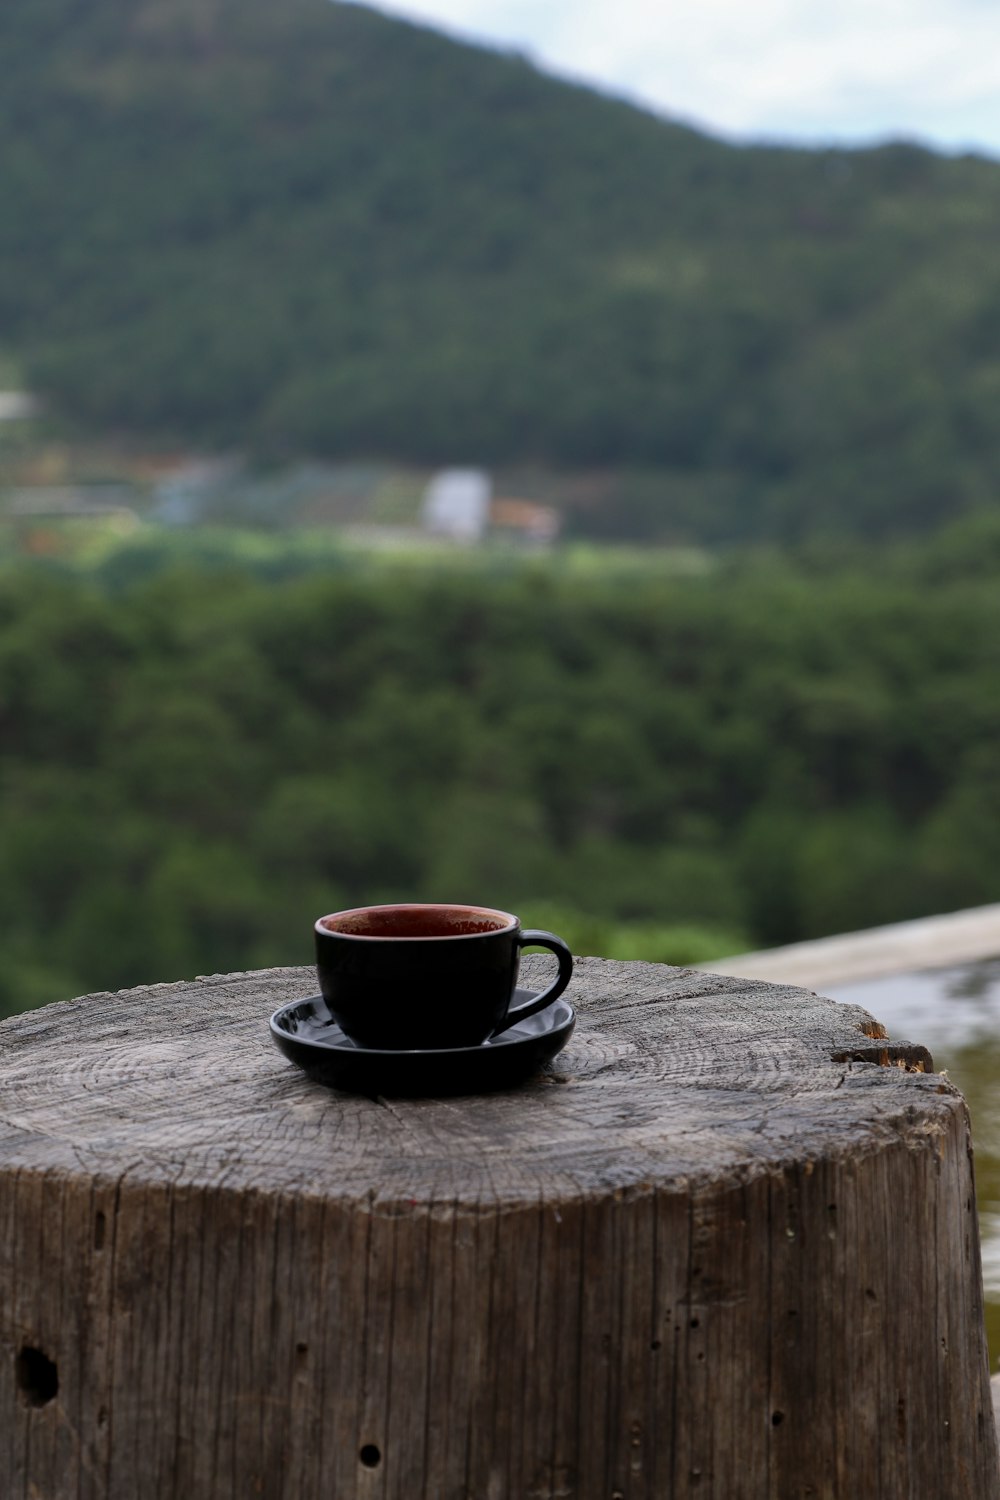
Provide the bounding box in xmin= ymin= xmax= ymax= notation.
xmin=0 ymin=956 xmax=959 ymax=1206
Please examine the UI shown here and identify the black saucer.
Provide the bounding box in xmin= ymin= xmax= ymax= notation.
xmin=269 ymin=989 xmax=575 ymax=1096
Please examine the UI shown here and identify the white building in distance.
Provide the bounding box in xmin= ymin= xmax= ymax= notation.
xmin=0 ymin=392 xmax=40 ymax=421
xmin=421 ymin=469 xmax=491 ymax=542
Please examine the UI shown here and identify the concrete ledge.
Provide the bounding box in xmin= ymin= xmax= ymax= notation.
xmin=698 ymin=904 xmax=1000 ymax=991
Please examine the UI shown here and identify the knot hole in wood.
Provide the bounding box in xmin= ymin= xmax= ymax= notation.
xmin=15 ymin=1347 xmax=58 ymax=1408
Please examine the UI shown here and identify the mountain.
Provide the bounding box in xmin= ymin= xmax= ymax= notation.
xmin=3 ymin=0 xmax=1000 ymax=542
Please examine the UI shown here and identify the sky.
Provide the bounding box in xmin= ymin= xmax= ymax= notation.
xmin=361 ymin=0 xmax=1000 ymax=157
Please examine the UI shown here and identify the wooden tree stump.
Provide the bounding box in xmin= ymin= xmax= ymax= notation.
xmin=0 ymin=957 xmax=997 ymax=1499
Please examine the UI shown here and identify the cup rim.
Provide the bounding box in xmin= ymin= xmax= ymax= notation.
xmin=315 ymin=902 xmax=519 ymax=941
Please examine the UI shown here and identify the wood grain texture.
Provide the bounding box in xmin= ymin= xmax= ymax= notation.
xmin=0 ymin=957 xmax=996 ymax=1499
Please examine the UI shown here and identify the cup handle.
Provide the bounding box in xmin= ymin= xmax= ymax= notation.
xmin=493 ymin=930 xmax=574 ymax=1036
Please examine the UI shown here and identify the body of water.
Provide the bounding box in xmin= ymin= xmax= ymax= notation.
xmin=829 ymin=959 xmax=1000 ymax=1372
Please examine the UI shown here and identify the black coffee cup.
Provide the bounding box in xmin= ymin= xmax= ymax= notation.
xmin=314 ymin=903 xmax=573 ymax=1051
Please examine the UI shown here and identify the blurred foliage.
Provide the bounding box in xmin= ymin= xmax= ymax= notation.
xmin=2 ymin=519 xmax=1000 ymax=1015
xmin=3 ymin=1 xmax=1000 ymax=542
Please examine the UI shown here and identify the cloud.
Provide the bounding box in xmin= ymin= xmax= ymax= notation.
xmin=361 ymin=0 xmax=1000 ymax=152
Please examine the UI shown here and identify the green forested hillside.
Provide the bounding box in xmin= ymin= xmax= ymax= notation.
xmin=4 ymin=0 xmax=1000 ymax=540
xmin=4 ymin=517 xmax=1000 ymax=1014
